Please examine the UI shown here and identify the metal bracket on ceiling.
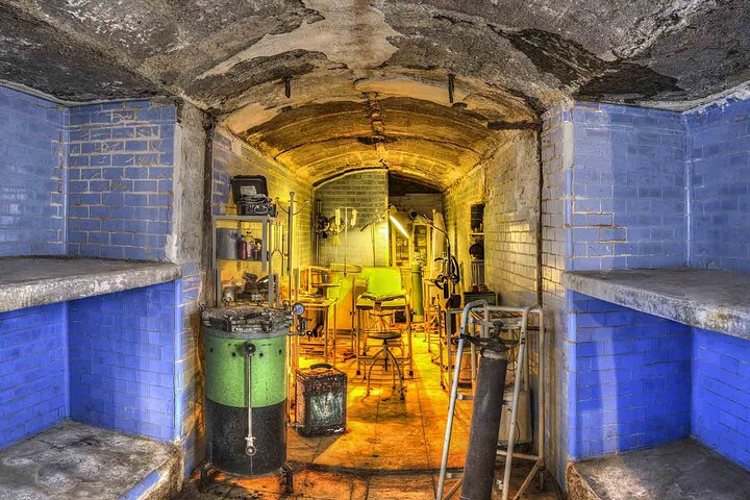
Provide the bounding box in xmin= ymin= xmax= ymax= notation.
xmin=448 ymin=73 xmax=455 ymax=104
xmin=284 ymin=76 xmax=292 ymax=99
xmin=366 ymin=93 xmax=387 ymax=159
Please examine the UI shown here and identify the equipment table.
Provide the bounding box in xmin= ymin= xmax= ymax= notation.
xmin=297 ymin=297 xmax=338 ymax=365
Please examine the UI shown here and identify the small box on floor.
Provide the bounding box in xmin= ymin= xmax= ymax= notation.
xmin=295 ymin=364 xmax=347 ymax=437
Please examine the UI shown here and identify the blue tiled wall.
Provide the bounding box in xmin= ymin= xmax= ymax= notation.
xmin=66 ymin=101 xmax=176 ymax=260
xmin=0 ymin=88 xmax=202 ymax=478
xmin=692 ymin=328 xmax=750 ymax=469
xmin=569 ymin=103 xmax=687 ymax=271
xmin=68 ymin=282 xmax=178 ymax=442
xmin=567 ymin=293 xmax=691 ymax=459
xmin=0 ymin=88 xmax=179 ymax=262
xmin=0 ymin=86 xmax=66 ymax=256
xmin=686 ymin=97 xmax=750 ymax=272
xmin=543 ymin=98 xmax=750 ymax=486
xmin=0 ymin=303 xmax=68 ymax=449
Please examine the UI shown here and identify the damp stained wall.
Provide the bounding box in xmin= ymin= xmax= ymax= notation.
xmin=211 ymin=127 xmax=314 ymax=279
xmin=442 ymin=130 xmax=540 ymax=306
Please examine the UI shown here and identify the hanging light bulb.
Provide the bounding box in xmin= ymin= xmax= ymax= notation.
xmin=335 ymin=208 xmax=341 ymax=227
xmin=350 ymin=209 xmax=358 ymax=227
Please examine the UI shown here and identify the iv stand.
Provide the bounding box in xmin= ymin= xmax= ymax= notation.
xmin=276 ymin=192 xmax=309 ymax=303
xmin=333 ymin=206 xmax=357 ymax=276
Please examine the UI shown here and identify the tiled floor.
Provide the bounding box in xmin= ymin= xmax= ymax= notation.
xmin=177 ymin=326 xmax=561 ymax=499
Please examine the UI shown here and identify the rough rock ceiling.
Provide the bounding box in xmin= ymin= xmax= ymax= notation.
xmin=3 ymin=0 xmax=748 ymax=112
xmin=1 ymin=0 xmax=749 ymax=185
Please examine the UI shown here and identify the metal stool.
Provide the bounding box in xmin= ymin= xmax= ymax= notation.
xmin=365 ymin=330 xmax=405 ymax=399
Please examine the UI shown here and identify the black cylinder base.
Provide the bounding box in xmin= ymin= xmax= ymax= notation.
xmin=461 ymin=347 xmax=508 ymax=500
xmin=206 ymin=398 xmax=287 ymax=476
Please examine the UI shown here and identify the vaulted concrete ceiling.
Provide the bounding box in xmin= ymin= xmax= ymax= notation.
xmin=236 ymin=96 xmax=524 ymax=189
xmin=2 ymin=0 xmax=749 ymax=186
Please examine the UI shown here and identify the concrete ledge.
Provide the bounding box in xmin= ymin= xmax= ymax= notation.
xmin=562 ymin=267 xmax=750 ymax=340
xmin=567 ymin=439 xmax=750 ymax=500
xmin=0 ymin=257 xmax=181 ymax=313
xmin=0 ymin=420 xmax=180 ymax=500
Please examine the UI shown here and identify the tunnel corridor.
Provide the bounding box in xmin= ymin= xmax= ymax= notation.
xmin=1 ymin=2 xmax=750 ymax=500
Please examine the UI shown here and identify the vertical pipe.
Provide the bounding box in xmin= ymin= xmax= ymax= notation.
xmin=461 ymin=342 xmax=508 ymax=500
xmin=437 ymin=336 xmax=466 ymax=500
xmin=501 ymin=307 xmax=531 ymax=500
xmin=501 ymin=342 xmax=525 ymax=500
xmin=288 ymin=192 xmax=295 ymax=300
xmin=537 ymin=308 xmax=545 ymax=478
xmin=261 ymin=220 xmax=268 ymax=273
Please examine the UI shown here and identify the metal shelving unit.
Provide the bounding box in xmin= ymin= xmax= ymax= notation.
xmin=211 ymin=215 xmax=283 ymax=307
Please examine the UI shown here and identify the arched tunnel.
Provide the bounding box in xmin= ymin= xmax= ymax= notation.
xmin=1 ymin=2 xmax=750 ymax=500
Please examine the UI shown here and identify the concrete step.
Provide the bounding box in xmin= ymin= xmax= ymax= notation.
xmin=0 ymin=420 xmax=181 ymax=500
xmin=567 ymin=439 xmax=750 ymax=500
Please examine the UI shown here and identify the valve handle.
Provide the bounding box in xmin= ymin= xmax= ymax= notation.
xmin=245 ymin=436 xmax=257 ymax=456
xmin=245 ymin=342 xmax=256 ymax=356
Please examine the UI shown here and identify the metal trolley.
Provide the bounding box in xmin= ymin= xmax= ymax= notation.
xmin=436 ymin=302 xmax=546 ymax=500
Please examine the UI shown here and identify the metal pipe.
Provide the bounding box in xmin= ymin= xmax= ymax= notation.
xmin=496 ymin=450 xmax=539 ymax=461
xmin=445 ymin=478 xmax=462 ymax=499
xmin=288 ymin=192 xmax=295 ymax=300
xmin=436 ymin=335 xmax=465 ymax=500
xmin=537 ymin=307 xmax=545 ymax=462
xmin=437 ymin=300 xmax=489 ymax=500
xmin=536 ymin=306 xmax=546 ymax=492
xmin=500 ymin=306 xmax=532 ymax=500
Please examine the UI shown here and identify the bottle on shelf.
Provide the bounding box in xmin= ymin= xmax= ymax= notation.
xmin=238 ymin=232 xmax=248 ymax=260
xmin=251 ymin=236 xmax=261 ymax=261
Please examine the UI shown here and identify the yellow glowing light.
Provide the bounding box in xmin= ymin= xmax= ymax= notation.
xmin=389 ymin=215 xmax=409 ymax=238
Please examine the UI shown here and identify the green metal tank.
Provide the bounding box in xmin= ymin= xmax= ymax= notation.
xmin=202 ymin=306 xmax=292 ymax=476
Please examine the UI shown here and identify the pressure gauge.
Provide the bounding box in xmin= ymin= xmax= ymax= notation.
xmin=291 ymin=302 xmax=305 ymax=316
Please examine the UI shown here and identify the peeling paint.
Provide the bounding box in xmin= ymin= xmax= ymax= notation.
xmin=1 ymin=0 xmax=749 ymax=111
xmin=197 ymin=0 xmax=401 ymax=79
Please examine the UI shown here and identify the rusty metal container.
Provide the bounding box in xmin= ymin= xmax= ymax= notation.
xmin=295 ymin=363 xmax=347 ymax=437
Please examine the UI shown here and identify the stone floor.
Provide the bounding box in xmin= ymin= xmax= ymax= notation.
xmin=288 ymin=327 xmax=473 ymax=470
xmin=179 ymin=464 xmax=560 ymax=500
xmin=0 ymin=420 xmax=178 ymax=500
xmin=180 ymin=327 xmax=561 ymax=499
xmin=567 ymin=439 xmax=750 ymax=500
